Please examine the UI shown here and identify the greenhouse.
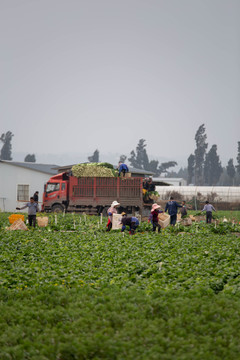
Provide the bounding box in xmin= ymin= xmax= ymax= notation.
xmin=155 ymin=186 xmax=240 ymax=203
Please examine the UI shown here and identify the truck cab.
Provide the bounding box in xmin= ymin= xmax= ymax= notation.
xmin=42 ymin=173 xmax=68 ymax=212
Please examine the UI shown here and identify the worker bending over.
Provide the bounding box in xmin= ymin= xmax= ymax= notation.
xmin=118 ymin=162 xmax=129 ymax=177
xmin=120 ymin=212 xmax=139 ymax=235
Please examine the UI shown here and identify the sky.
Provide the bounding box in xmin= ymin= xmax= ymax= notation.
xmin=1 ymin=0 xmax=239 ymax=167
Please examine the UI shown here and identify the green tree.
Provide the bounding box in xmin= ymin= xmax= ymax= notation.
xmin=236 ymin=141 xmax=240 ymax=175
xmin=203 ymin=145 xmax=222 ymax=185
xmin=88 ymin=149 xmax=99 ymax=163
xmin=167 ymin=167 xmax=188 ymax=181
xmin=0 ymin=131 xmax=14 ymax=160
xmin=24 ymin=154 xmax=36 ymax=162
xmin=194 ymin=124 xmax=208 ymax=185
xmin=187 ymin=154 xmax=195 ymax=185
xmin=119 ymin=155 xmax=127 ymax=163
xmin=128 ymin=139 xmax=177 ymax=176
xmin=158 ymin=161 xmax=178 ymax=175
xmin=226 ymin=158 xmax=236 ymax=185
xmin=128 ymin=139 xmax=149 ymax=169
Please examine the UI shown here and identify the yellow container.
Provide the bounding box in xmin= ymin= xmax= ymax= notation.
xmin=8 ymin=214 xmax=25 ymax=224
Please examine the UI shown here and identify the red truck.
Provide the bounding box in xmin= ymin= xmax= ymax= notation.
xmin=42 ymin=172 xmax=145 ymax=215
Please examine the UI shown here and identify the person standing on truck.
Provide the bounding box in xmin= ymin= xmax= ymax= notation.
xmin=106 ymin=200 xmax=120 ymax=231
xmin=201 ymin=201 xmax=216 ymax=223
xmin=147 ymin=177 xmax=156 ymax=192
xmin=120 ymin=212 xmax=139 ymax=235
xmin=149 ymin=203 xmax=163 ymax=232
xmin=165 ymin=196 xmax=182 ymax=226
xmin=33 ymin=191 xmax=39 ymax=203
xmin=118 ymin=162 xmax=129 ymax=177
xmin=16 ymin=197 xmax=39 ymax=227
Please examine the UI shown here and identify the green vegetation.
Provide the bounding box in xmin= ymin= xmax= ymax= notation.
xmin=0 ymin=212 xmax=240 ymax=359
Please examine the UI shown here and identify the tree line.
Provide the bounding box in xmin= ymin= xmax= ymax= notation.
xmin=187 ymin=124 xmax=240 ymax=186
xmin=0 ymin=131 xmax=36 ymax=162
xmin=88 ymin=125 xmax=240 ymax=186
xmin=1 ymin=127 xmax=240 ymax=186
xmin=87 ymin=139 xmax=178 ymax=177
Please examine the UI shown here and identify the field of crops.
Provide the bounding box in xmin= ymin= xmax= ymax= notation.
xmin=1 ymin=211 xmax=240 ymax=359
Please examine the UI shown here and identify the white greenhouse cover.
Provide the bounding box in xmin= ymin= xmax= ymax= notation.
xmin=155 ymin=186 xmax=240 ymax=203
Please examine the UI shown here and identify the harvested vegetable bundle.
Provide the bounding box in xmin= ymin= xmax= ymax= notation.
xmin=72 ymin=163 xmax=118 ymax=177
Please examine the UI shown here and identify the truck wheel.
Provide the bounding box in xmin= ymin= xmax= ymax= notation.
xmin=52 ymin=204 xmax=64 ymax=213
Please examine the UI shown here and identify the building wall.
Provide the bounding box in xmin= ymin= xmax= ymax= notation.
xmin=0 ymin=163 xmax=51 ymax=212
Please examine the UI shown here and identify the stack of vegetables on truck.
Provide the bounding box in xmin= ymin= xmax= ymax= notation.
xmin=71 ymin=162 xmax=117 ymax=177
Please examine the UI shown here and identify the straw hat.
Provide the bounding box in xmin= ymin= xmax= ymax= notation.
xmin=121 ymin=212 xmax=127 ymax=216
xmin=111 ymin=200 xmax=120 ymax=207
xmin=151 ymin=203 xmax=161 ymax=211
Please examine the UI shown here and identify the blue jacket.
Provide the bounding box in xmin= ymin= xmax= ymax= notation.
xmin=119 ymin=163 xmax=128 ymax=172
xmin=165 ymin=201 xmax=182 ymax=216
xmin=121 ymin=216 xmax=139 ymax=231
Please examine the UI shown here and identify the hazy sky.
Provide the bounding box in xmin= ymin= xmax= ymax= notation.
xmin=1 ymin=0 xmax=239 ymax=166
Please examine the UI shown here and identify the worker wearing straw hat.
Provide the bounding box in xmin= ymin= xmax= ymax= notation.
xmin=150 ymin=203 xmax=163 ymax=233
xmin=106 ymin=200 xmax=120 ymax=231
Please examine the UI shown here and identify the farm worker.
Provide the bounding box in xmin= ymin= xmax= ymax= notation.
xmin=118 ymin=162 xmax=129 ymax=177
xmin=142 ymin=178 xmax=149 ymax=195
xmin=180 ymin=201 xmax=188 ymax=217
xmin=33 ymin=191 xmax=39 ymax=203
xmin=16 ymin=197 xmax=39 ymax=227
xmin=201 ymin=201 xmax=216 ymax=224
xmin=106 ymin=200 xmax=120 ymax=231
xmin=120 ymin=212 xmax=139 ymax=235
xmin=150 ymin=203 xmax=163 ymax=233
xmin=147 ymin=177 xmax=155 ymax=192
xmin=165 ymin=196 xmax=182 ymax=226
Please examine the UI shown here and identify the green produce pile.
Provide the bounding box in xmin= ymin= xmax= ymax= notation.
xmin=1 ymin=211 xmax=240 ymax=359
xmin=72 ymin=162 xmax=118 ymax=177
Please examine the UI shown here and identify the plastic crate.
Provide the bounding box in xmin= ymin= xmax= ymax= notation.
xmin=8 ymin=214 xmax=25 ymax=224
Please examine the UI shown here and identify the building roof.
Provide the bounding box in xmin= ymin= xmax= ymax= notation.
xmin=128 ymin=167 xmax=154 ymax=176
xmin=153 ymin=177 xmax=186 ymax=185
xmin=0 ymin=160 xmax=59 ymax=175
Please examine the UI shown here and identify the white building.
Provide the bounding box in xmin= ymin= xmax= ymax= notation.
xmin=0 ymin=161 xmax=58 ymax=212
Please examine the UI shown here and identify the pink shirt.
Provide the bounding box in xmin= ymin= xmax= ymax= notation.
xmin=107 ymin=206 xmax=117 ymax=221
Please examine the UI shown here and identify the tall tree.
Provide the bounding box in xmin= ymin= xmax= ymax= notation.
xmin=119 ymin=155 xmax=127 ymax=163
xmin=158 ymin=161 xmax=178 ymax=175
xmin=226 ymin=158 xmax=236 ymax=185
xmin=194 ymin=124 xmax=208 ymax=185
xmin=236 ymin=141 xmax=240 ymax=175
xmin=128 ymin=139 xmax=149 ymax=169
xmin=203 ymin=145 xmax=222 ymax=185
xmin=88 ymin=149 xmax=99 ymax=163
xmin=187 ymin=154 xmax=195 ymax=185
xmin=0 ymin=131 xmax=14 ymax=160
xmin=24 ymin=154 xmax=36 ymax=162
xmin=129 ymin=138 xmax=177 ymax=175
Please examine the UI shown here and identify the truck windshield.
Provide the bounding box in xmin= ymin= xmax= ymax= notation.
xmin=46 ymin=183 xmax=60 ymax=193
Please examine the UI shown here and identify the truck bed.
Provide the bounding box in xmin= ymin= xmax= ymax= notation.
xmin=69 ymin=176 xmax=143 ymax=208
